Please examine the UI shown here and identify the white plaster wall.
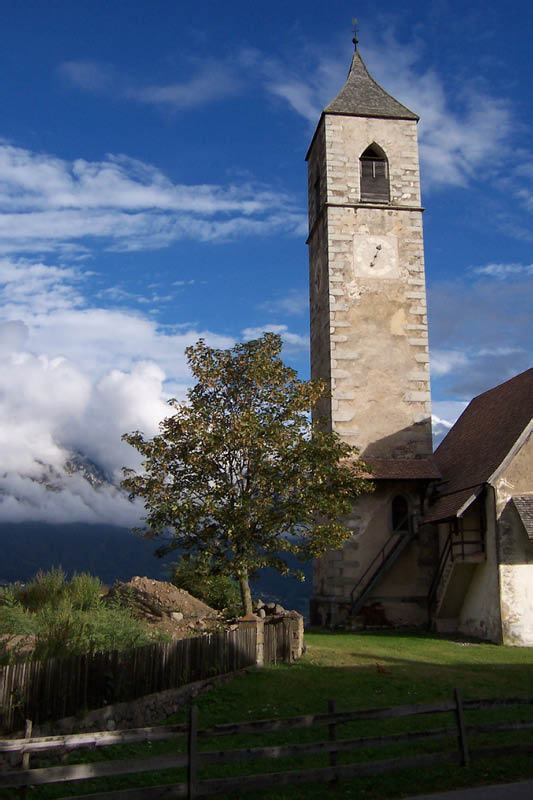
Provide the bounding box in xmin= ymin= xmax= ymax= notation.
xmin=495 ymin=432 xmax=533 ymax=646
xmin=456 ymin=493 xmax=502 ymax=643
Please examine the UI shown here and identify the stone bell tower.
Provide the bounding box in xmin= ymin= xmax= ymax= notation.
xmin=308 ymin=35 xmax=439 ymax=628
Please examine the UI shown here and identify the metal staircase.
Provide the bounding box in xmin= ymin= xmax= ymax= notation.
xmin=350 ymin=529 xmax=416 ymax=617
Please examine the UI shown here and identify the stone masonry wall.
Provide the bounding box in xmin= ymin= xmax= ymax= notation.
xmin=307 ymin=111 xmax=433 ymax=627
xmin=311 ymin=481 xmax=434 ymax=627
xmin=308 ymin=113 xmax=432 ymax=455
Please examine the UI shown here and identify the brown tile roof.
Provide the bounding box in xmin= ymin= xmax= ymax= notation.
xmin=424 ymin=369 xmax=533 ymax=523
xmin=433 ymin=368 xmax=533 ymax=495
xmin=361 ymin=457 xmax=441 ymax=480
xmin=325 ymin=50 xmax=419 ymax=120
xmin=423 ymin=487 xmax=481 ymax=524
xmin=512 ymin=495 xmax=533 ymax=540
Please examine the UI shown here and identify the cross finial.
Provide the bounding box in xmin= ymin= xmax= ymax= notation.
xmin=352 ymin=17 xmax=359 ymax=51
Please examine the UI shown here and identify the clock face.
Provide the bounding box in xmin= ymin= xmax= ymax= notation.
xmin=353 ymin=234 xmax=399 ymax=278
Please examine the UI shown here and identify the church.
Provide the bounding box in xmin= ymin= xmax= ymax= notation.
xmin=307 ymin=36 xmax=533 ymax=645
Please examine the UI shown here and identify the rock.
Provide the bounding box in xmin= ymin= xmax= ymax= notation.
xmin=257 ymin=608 xmax=266 ymax=619
xmin=274 ymin=604 xmax=284 ymax=615
xmin=170 ymin=611 xmax=184 ymax=622
xmin=254 ymin=599 xmax=265 ymax=610
xmin=265 ymin=602 xmax=276 ymax=611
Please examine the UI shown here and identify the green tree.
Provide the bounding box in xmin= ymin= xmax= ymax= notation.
xmin=121 ymin=334 xmax=372 ymax=615
xmin=170 ymin=554 xmax=242 ymax=618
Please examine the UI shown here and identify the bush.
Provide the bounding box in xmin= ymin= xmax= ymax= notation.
xmin=15 ymin=566 xmax=67 ymax=611
xmin=170 ymin=556 xmax=242 ymax=618
xmin=0 ymin=568 xmax=167 ymax=663
xmin=66 ymin=572 xmax=105 ymax=611
xmin=33 ymin=597 xmax=160 ymax=660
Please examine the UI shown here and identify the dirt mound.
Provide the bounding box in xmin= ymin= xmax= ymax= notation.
xmin=106 ymin=576 xmax=221 ymax=639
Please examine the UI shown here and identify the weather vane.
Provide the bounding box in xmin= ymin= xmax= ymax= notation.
xmin=352 ymin=17 xmax=359 ymax=51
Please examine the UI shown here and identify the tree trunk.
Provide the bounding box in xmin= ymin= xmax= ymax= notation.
xmin=238 ymin=570 xmax=253 ymax=616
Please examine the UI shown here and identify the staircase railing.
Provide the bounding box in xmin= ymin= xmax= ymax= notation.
xmin=350 ymin=528 xmax=415 ymax=616
xmin=427 ymin=530 xmax=453 ymax=627
xmin=427 ymin=523 xmax=486 ymax=627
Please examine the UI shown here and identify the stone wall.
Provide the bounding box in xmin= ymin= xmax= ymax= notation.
xmin=307 ymin=105 xmax=433 ymax=628
xmin=11 ymin=669 xmax=250 ymax=740
xmin=307 ymin=113 xmax=431 ymax=454
xmin=311 ymin=481 xmax=435 ymax=627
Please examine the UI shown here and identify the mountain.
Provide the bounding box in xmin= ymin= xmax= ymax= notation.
xmin=0 ymin=451 xmax=313 ymax=617
xmin=0 ymin=522 xmax=171 ymax=586
xmin=0 ymin=521 xmax=313 ymax=618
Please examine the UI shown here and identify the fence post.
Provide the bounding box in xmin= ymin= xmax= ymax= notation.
xmin=328 ymin=699 xmax=338 ymax=785
xmin=453 ymin=688 xmax=470 ymax=766
xmin=187 ymin=704 xmax=198 ymax=800
xmin=20 ymin=718 xmax=33 ymax=800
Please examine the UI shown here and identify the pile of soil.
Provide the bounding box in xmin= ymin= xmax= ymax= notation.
xmin=0 ymin=633 xmax=37 ymax=658
xmin=105 ymin=576 xmax=222 ymax=639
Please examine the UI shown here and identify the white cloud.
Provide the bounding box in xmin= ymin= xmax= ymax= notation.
xmin=430 ymin=349 xmax=469 ymax=377
xmin=0 ymin=144 xmax=305 ymax=254
xmin=428 ymin=273 xmax=533 ymax=398
xmin=259 ymin=289 xmax=308 ymax=316
xmin=241 ymin=324 xmax=308 ymax=354
xmin=431 ymin=401 xmax=469 ymax=448
xmin=263 ymin=32 xmax=512 ymax=192
xmin=59 ymin=58 xmax=242 ymax=110
xmin=432 ymin=401 xmax=468 ymax=428
xmin=472 ymin=262 xmax=533 ymax=279
xmin=0 ymin=318 xmax=233 ymax=524
xmin=0 ymin=252 xmax=237 ymax=524
xmin=58 ymin=60 xmax=117 ymax=93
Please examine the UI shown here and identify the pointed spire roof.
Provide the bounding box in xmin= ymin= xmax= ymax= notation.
xmin=325 ymin=50 xmax=418 ymax=121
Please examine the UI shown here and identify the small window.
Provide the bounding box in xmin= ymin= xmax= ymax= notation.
xmin=392 ymin=495 xmax=410 ymax=534
xmin=360 ymin=144 xmax=390 ymax=203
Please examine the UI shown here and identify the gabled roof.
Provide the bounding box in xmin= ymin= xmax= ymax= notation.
xmin=425 ymin=369 xmax=533 ymax=523
xmin=324 ymin=50 xmax=419 ymax=120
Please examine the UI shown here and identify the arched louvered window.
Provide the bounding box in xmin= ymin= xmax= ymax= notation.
xmin=392 ymin=495 xmax=410 ymax=534
xmin=360 ymin=144 xmax=390 ymax=203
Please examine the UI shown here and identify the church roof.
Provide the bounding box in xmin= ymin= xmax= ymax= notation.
xmin=424 ymin=368 xmax=533 ymax=523
xmin=324 ymin=50 xmax=419 ymax=120
xmin=362 ymin=457 xmax=440 ymax=481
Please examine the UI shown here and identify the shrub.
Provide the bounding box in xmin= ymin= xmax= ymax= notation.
xmin=15 ymin=566 xmax=67 ymax=611
xmin=66 ymin=572 xmax=105 ymax=611
xmin=170 ymin=555 xmax=242 ymax=618
xmin=0 ymin=568 xmax=168 ymax=662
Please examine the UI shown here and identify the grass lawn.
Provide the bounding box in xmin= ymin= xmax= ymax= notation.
xmin=18 ymin=630 xmax=533 ymax=800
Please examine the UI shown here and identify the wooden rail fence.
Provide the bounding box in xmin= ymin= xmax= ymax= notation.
xmin=1 ymin=692 xmax=533 ymax=798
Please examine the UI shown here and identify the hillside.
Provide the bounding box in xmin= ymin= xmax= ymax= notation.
xmin=0 ymin=522 xmax=313 ymax=617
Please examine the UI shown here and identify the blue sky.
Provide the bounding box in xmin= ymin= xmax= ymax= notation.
xmin=0 ymin=0 xmax=532 ymax=524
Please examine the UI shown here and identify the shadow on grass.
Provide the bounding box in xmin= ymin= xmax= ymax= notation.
xmin=23 ymin=631 xmax=533 ymax=800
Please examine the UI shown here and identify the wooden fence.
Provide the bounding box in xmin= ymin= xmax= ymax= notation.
xmin=1 ymin=692 xmax=533 ymax=798
xmin=0 ymin=625 xmax=258 ymax=734
xmin=263 ymin=616 xmax=292 ymax=664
